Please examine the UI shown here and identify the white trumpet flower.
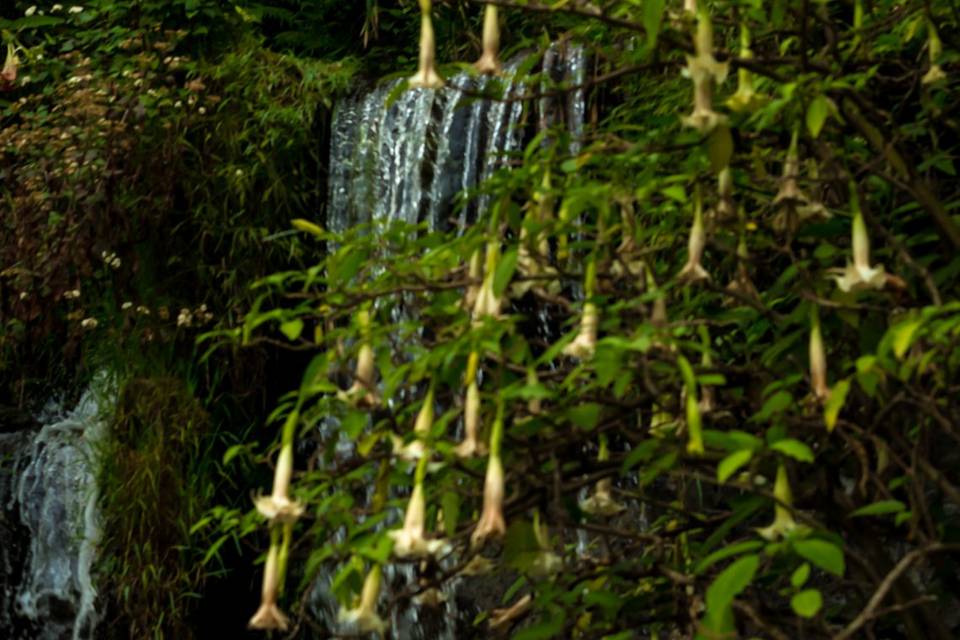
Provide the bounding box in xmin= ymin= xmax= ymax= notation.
xmin=389 ymin=458 xmax=450 ymax=559
xmin=337 ymin=565 xmax=387 ymax=635
xmin=678 ymin=188 xmax=710 ymax=282
xmin=756 ymin=464 xmax=798 ymax=541
xmin=455 ymin=352 xmax=487 ymax=458
xmin=830 ymin=192 xmax=887 ymax=292
xmin=471 ymin=402 xmax=507 ymax=547
xmin=474 ymin=5 xmax=501 ymax=75
xmin=248 ymin=530 xmax=291 ymax=631
xmin=409 ymin=0 xmax=444 ymax=89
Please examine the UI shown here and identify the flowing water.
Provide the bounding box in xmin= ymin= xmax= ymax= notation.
xmin=0 ymin=388 xmax=107 ymax=640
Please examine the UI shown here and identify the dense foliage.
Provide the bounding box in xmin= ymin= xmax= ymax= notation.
xmin=4 ymin=0 xmax=960 ymax=638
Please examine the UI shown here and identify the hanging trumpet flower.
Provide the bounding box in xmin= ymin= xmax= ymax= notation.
xmin=338 ymin=308 xmax=380 ymax=407
xmin=474 ymin=5 xmax=501 ymax=75
xmin=681 ymin=8 xmax=728 ymax=134
xmin=254 ymin=410 xmax=305 ymax=523
xmin=455 ymin=351 xmax=487 ymax=458
xmin=698 ymin=326 xmax=715 ymax=414
xmin=463 ymin=248 xmax=483 ymax=311
xmin=726 ymin=25 xmax=766 ymax=113
xmin=248 ymin=528 xmax=290 ymax=631
xmin=409 ymin=0 xmax=444 ymax=89
xmin=922 ymin=19 xmax=946 ymax=85
xmin=337 ymin=564 xmax=387 ymax=635
xmin=726 ymin=206 xmax=760 ymax=302
xmin=1 ymin=43 xmax=18 ymax=86
xmin=392 ymin=380 xmax=435 ymax=460
xmin=809 ymin=306 xmax=830 ymax=402
xmin=773 ymin=130 xmax=831 ymax=232
xmin=514 ymin=172 xmax=560 ymax=298
xmin=678 ymin=356 xmax=705 ymax=455
xmin=529 ymin=510 xmax=562 ymax=578
xmin=471 ymin=398 xmax=507 ymax=547
xmin=473 ymin=239 xmax=503 ymax=320
xmin=389 ymin=455 xmax=451 ymax=558
xmin=715 ymin=167 xmax=735 ymax=220
xmin=756 ymin=463 xmax=798 ymax=540
xmin=563 ymin=255 xmax=599 ymax=359
xmin=580 ymin=435 xmax=626 ymax=516
xmin=678 ymin=186 xmax=710 ymax=282
xmin=829 ymin=185 xmax=888 ymax=292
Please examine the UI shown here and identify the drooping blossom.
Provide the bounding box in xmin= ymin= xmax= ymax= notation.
xmin=829 ymin=188 xmax=888 ymax=293
xmin=809 ymin=307 xmax=829 ymax=402
xmin=455 ymin=351 xmax=487 ymax=458
xmin=389 ymin=457 xmax=450 ymax=558
xmin=474 ymin=6 xmax=501 ymax=75
xmin=248 ymin=529 xmax=291 ymax=631
xmin=408 ymin=0 xmax=444 ymax=89
xmin=678 ymin=187 xmax=710 ymax=282
xmin=337 ymin=564 xmax=387 ymax=635
xmin=563 ymin=258 xmax=599 ymax=359
xmin=580 ymin=436 xmax=625 ymax=517
xmin=471 ymin=400 xmax=507 ymax=547
xmin=756 ymin=464 xmax=798 ymax=541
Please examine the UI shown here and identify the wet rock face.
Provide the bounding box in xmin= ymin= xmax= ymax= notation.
xmin=0 ymin=393 xmax=104 ymax=640
xmin=0 ymin=420 xmax=41 ymax=639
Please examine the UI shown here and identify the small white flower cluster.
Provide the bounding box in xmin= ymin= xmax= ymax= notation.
xmin=177 ymin=304 xmax=213 ymax=328
xmin=69 ymin=6 xmax=84 ymax=13
xmin=100 ymin=250 xmax=121 ymax=269
xmin=80 ymin=317 xmax=98 ymax=329
xmin=64 ymin=288 xmax=81 ymax=300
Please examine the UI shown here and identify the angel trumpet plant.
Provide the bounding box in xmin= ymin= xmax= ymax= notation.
xmin=563 ymin=256 xmax=599 ymax=359
xmin=726 ymin=25 xmax=766 ymax=112
xmin=756 ymin=463 xmax=798 ymax=540
xmin=472 ymin=398 xmax=507 ymax=547
xmin=389 ymin=455 xmax=450 ymax=558
xmin=254 ymin=410 xmax=304 ymax=524
xmin=830 ymin=186 xmax=887 ymax=292
xmin=474 ymin=5 xmax=501 ymax=75
xmin=678 ymin=186 xmax=710 ymax=282
xmin=338 ymin=308 xmax=380 ymax=407
xmin=248 ymin=527 xmax=290 ymax=631
xmin=337 ymin=564 xmax=387 ymax=635
xmin=580 ymin=436 xmax=625 ymax=516
xmin=393 ymin=380 xmax=435 ymax=460
xmin=922 ymin=19 xmax=946 ymax=85
xmin=681 ymin=8 xmax=728 ymax=134
xmin=678 ymin=356 xmax=705 ymax=455
xmin=408 ymin=0 xmax=444 ymax=89
xmin=472 ymin=239 xmax=503 ymax=321
xmin=1 ymin=43 xmax=18 ymax=86
xmin=809 ymin=306 xmax=830 ymax=402
xmin=455 ymin=351 xmax=487 ymax=458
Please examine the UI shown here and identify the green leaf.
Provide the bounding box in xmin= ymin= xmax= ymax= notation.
xmin=806 ymin=95 xmax=829 ymax=138
xmin=791 ymin=563 xmax=811 ymax=588
xmin=642 ymin=0 xmax=666 ymax=52
xmin=850 ymin=500 xmax=905 ymax=518
xmin=891 ymin=318 xmax=922 ymax=359
xmin=824 ymin=379 xmax=851 ymax=432
xmin=770 ymin=438 xmax=814 ymax=463
xmin=755 ymin=390 xmax=792 ymax=421
xmin=794 ymin=539 xmax=845 ymax=576
xmin=493 ymin=246 xmax=519 ymax=298
xmin=694 ymin=541 xmax=763 ymax=574
xmin=717 ymin=449 xmax=753 ymax=484
xmin=441 ymin=491 xmax=461 ymax=537
xmin=707 ymin=125 xmax=734 ymax=172
xmin=280 ymin=318 xmax=304 ymax=341
xmin=567 ymin=402 xmax=602 ymax=430
xmin=705 ymin=554 xmax=760 ymax=613
xmin=791 ymin=589 xmax=823 ymax=618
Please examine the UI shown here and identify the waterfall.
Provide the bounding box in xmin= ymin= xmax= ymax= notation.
xmin=0 ymin=387 xmax=108 ymax=640
xmin=314 ymin=43 xmax=587 ymax=638
xmin=326 ymin=43 xmax=587 ymax=234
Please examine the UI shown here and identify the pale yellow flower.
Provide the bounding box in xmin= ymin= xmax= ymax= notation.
xmin=337 ymin=565 xmax=387 ymax=635
xmin=408 ymin=0 xmax=444 ymax=89
xmin=248 ymin=533 xmax=290 ymax=631
xmin=756 ymin=464 xmax=797 ymax=541
xmin=474 ymin=6 xmax=501 ymax=75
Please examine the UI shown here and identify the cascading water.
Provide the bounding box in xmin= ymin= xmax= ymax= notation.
xmin=0 ymin=387 xmax=108 ymax=640
xmin=312 ymin=43 xmax=587 ymax=638
xmin=326 ymin=44 xmax=586 ymax=233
